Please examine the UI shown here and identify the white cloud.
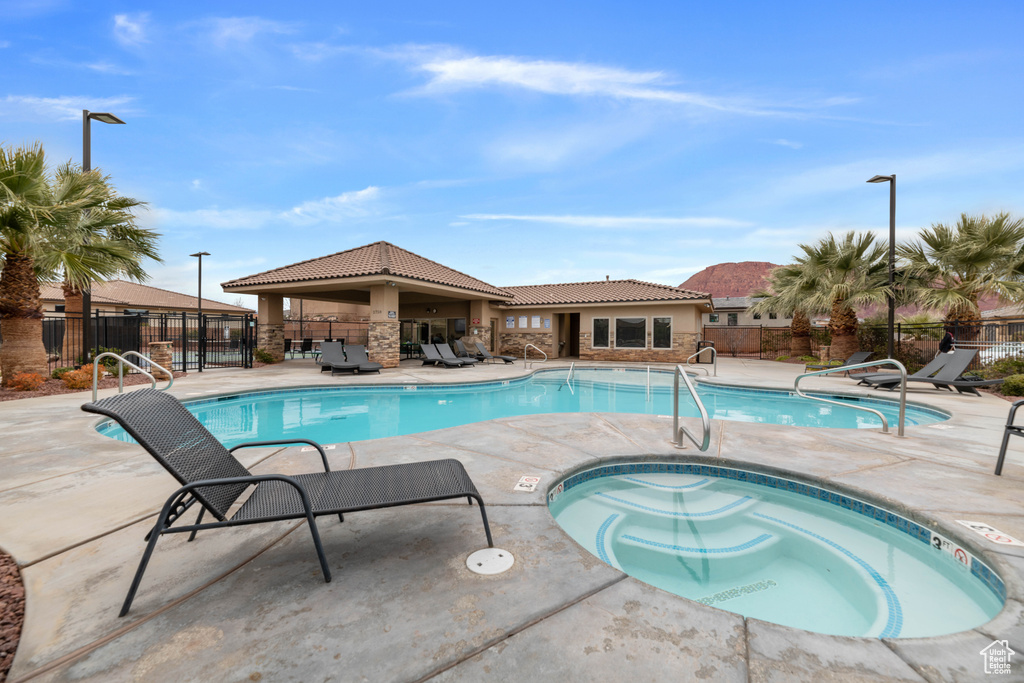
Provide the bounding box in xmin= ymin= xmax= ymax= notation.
xmin=151 ymin=186 xmax=381 ymax=231
xmin=462 ymin=213 xmax=752 ymax=229
xmin=0 ymin=95 xmax=135 ymax=122
xmin=769 ymin=138 xmax=803 ymax=149
xmin=0 ymin=41 xmax=10 ymax=49
xmin=203 ymin=17 xmax=296 ymax=48
xmin=113 ymin=13 xmax=149 ymax=48
xmin=190 ymin=179 xmax=202 ymax=190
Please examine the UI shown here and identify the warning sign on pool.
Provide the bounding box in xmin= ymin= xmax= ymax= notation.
xmin=514 ymin=475 xmax=541 ymax=492
xmin=957 ymin=520 xmax=1024 ymax=547
xmin=931 ymin=532 xmax=970 ymax=567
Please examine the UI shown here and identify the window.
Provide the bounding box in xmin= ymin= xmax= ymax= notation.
xmin=708 ymin=313 xmax=719 ymax=323
xmin=753 ymin=312 xmax=761 ymax=320
xmin=593 ymin=318 xmax=609 ymax=348
xmin=727 ymin=313 xmax=738 ymax=326
xmin=653 ymin=317 xmax=672 ymax=349
xmin=769 ymin=312 xmax=777 ymax=320
xmin=615 ymin=317 xmax=646 ymax=348
xmin=55 ymin=304 xmax=65 ymax=313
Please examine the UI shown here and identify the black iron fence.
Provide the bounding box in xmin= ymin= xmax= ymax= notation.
xmin=0 ymin=311 xmax=256 ymax=374
xmin=283 ymin=319 xmax=369 ymax=347
xmin=702 ymin=326 xmax=793 ymax=359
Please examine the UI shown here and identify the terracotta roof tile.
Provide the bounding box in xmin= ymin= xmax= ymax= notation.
xmin=500 ymin=279 xmax=709 ymax=306
xmin=222 ymin=241 xmax=512 ymax=298
xmin=40 ymin=281 xmax=253 ymax=313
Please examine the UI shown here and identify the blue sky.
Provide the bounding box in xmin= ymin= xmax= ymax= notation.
xmin=3 ymin=1 xmax=1023 ymax=308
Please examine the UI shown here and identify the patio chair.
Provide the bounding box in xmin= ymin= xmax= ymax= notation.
xmin=475 ymin=342 xmax=516 ymax=364
xmin=81 ymin=388 xmax=493 ymax=617
xmin=420 ymin=344 xmax=464 ymax=368
xmin=318 ymin=341 xmax=359 ymax=375
xmin=437 ymin=342 xmax=477 ymax=366
xmin=995 ymin=399 xmax=1024 ymax=475
xmin=283 ymin=338 xmax=292 ymax=358
xmin=344 ymin=344 xmax=383 ymax=374
xmin=849 ymin=353 xmax=951 ymax=386
xmin=299 ymin=338 xmax=314 ymax=358
xmin=454 ymin=339 xmax=485 ymax=361
xmin=805 ymin=351 xmax=873 ymax=374
xmin=869 ymin=349 xmax=995 ymax=394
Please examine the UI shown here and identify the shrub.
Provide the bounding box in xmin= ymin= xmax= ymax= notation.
xmin=1002 ymin=375 xmax=1024 ymax=396
xmin=983 ymin=357 xmax=1024 ymax=379
xmin=8 ymin=372 xmax=45 ymax=391
xmin=51 ymin=366 xmax=75 ymax=380
xmin=799 ymin=355 xmax=819 ymax=363
xmin=775 ymin=355 xmax=790 ymax=362
xmin=253 ymin=348 xmax=277 ymax=364
xmin=62 ymin=364 xmax=95 ymax=390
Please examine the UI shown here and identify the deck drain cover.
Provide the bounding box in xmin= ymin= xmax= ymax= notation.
xmin=466 ymin=548 xmax=514 ymax=575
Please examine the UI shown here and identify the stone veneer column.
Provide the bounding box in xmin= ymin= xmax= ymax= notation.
xmin=257 ymin=294 xmax=285 ymax=362
xmin=148 ymin=341 xmax=173 ymax=379
xmin=368 ymin=284 xmax=400 ymax=368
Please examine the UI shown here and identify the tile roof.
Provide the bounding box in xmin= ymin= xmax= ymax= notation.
xmin=712 ymin=296 xmax=762 ymax=310
xmin=222 ymin=241 xmax=512 ymax=298
xmin=983 ymin=304 xmax=1024 ymax=319
xmin=500 ymin=279 xmax=709 ymax=306
xmin=40 ymin=281 xmax=254 ymax=313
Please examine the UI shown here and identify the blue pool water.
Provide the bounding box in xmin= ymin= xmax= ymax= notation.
xmin=96 ymin=368 xmax=947 ymax=447
xmin=549 ymin=463 xmax=1003 ymax=638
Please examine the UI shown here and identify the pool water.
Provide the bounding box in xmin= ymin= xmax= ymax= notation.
xmin=549 ymin=464 xmax=1003 ymax=638
xmin=96 ymin=369 xmax=947 ymax=447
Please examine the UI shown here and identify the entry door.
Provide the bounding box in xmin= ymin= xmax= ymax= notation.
xmin=569 ymin=313 xmax=580 ymax=355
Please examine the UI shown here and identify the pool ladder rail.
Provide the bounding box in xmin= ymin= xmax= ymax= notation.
xmin=672 ymin=365 xmax=711 ymax=451
xmin=91 ymin=351 xmax=174 ymax=402
xmin=685 ymin=345 xmax=717 ymax=376
xmin=559 ymin=362 xmax=576 ymax=394
xmin=524 ymin=343 xmax=547 ymax=369
xmin=794 ymin=359 xmax=907 ymax=437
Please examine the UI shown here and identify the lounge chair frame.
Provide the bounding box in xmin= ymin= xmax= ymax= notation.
xmin=421 ymin=344 xmax=465 ymax=368
xmin=996 ymin=399 xmax=1024 ymax=475
xmin=318 ymin=341 xmax=359 ymax=375
xmin=82 ymin=389 xmax=493 ymax=616
xmin=474 ymin=341 xmax=516 ymax=364
xmin=437 ymin=342 xmax=478 ymax=365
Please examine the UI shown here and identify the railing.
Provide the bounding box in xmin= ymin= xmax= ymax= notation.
xmin=646 ymin=366 xmax=651 ymax=401
xmin=524 ymin=343 xmax=547 ymax=369
xmin=672 ymin=365 xmax=711 ymax=451
xmin=92 ymin=351 xmax=174 ymax=402
xmin=794 ymin=359 xmax=906 ymax=437
xmin=686 ymin=346 xmax=717 ymax=376
xmin=559 ymin=362 xmax=575 ymax=393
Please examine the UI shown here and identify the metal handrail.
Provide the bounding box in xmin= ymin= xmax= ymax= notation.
xmin=122 ymin=351 xmax=174 ymax=393
xmin=558 ymin=361 xmax=575 ymax=393
xmin=524 ymin=343 xmax=547 ymax=369
xmin=92 ymin=351 xmax=174 ymax=402
xmin=686 ymin=346 xmax=717 ymax=376
xmin=646 ymin=366 xmax=651 ymax=401
xmin=794 ymin=359 xmax=906 ymax=437
xmin=672 ymin=365 xmax=711 ymax=451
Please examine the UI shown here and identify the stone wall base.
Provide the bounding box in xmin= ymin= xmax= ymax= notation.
xmin=500 ymin=332 xmax=554 ymax=359
xmin=148 ymin=341 xmax=173 ymax=379
xmin=578 ymin=332 xmax=699 ymax=363
xmin=368 ymin=321 xmax=400 ymax=368
xmin=258 ymin=323 xmax=285 ymax=362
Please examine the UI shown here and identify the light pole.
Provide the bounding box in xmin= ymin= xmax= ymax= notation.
xmin=867 ymin=174 xmax=896 ymax=360
xmin=81 ymin=110 xmax=126 ymax=364
xmin=190 ymin=252 xmax=210 ymax=371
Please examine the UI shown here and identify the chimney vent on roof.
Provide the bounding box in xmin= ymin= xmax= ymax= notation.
xmin=606 ymin=275 xmax=609 ymax=281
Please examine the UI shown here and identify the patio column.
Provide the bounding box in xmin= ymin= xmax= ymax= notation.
xmin=464 ymin=299 xmax=489 ymax=349
xmin=368 ymin=284 xmax=400 ymax=368
xmin=257 ymin=294 xmax=285 ymax=362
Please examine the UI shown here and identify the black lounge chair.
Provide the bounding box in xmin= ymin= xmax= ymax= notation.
xmin=318 ymin=341 xmax=359 ymax=375
xmin=82 ymin=388 xmax=493 ymax=616
xmin=421 ymin=343 xmax=464 ymax=368
xmin=475 ymin=342 xmax=516 ymax=364
xmin=869 ymin=349 xmax=1002 ymax=396
xmin=849 ymin=353 xmax=951 ymax=386
xmin=437 ymin=342 xmax=477 ymax=366
xmin=995 ymin=399 xmax=1024 ymax=475
xmin=454 ymin=339 xmax=485 ymax=361
xmin=344 ymin=344 xmax=383 ymax=374
xmin=805 ymin=351 xmax=873 ymax=374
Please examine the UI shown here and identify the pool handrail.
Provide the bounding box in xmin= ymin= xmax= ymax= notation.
xmin=794 ymin=359 xmax=906 ymax=437
xmin=524 ymin=343 xmax=547 ymax=369
xmin=558 ymin=362 xmax=575 ymax=394
xmin=92 ymin=351 xmax=174 ymax=402
xmin=672 ymin=365 xmax=711 ymax=451
xmin=686 ymin=346 xmax=717 ymax=376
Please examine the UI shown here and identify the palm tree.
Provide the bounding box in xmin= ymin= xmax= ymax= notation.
xmin=750 ymin=263 xmax=817 ymax=356
xmin=0 ymin=144 xmax=158 ymax=384
xmin=899 ymin=213 xmax=1024 ymax=329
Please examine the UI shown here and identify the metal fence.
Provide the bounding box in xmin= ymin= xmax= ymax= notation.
xmin=702 ymin=326 xmax=793 ymax=359
xmin=283 ymin=319 xmax=369 ymax=346
xmin=0 ymin=311 xmax=256 ymax=374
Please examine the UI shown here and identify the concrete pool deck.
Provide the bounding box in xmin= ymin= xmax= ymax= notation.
xmin=2 ymin=357 xmax=1023 ymax=682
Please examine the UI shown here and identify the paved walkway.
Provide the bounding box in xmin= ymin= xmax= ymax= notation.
xmin=2 ymin=357 xmax=1022 ymax=682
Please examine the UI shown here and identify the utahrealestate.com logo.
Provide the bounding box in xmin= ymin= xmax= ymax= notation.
xmin=980 ymin=640 xmax=1015 ymax=675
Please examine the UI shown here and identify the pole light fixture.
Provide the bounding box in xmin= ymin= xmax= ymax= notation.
xmin=866 ymin=174 xmax=896 ymax=360
xmin=191 ymin=252 xmax=211 ymax=372
xmin=81 ymin=109 xmax=126 ymax=364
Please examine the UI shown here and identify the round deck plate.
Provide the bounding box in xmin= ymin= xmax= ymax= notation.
xmin=466 ymin=548 xmax=514 ymax=575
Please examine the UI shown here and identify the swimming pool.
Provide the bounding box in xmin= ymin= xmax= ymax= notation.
xmin=95 ymin=368 xmax=947 ymax=447
xmin=548 ymin=462 xmax=1003 ymax=638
